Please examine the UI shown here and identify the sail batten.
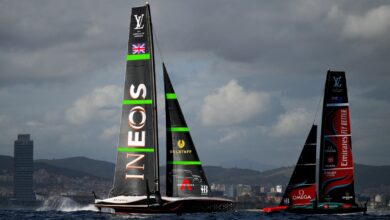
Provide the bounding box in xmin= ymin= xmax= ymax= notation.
xmin=326 ymin=103 xmax=349 ymax=107
xmin=122 ymin=100 xmax=153 ymax=105
xmin=168 ymin=127 xmax=189 ymax=132
xmin=127 ymin=54 xmax=151 ymax=61
xmin=165 ymin=93 xmax=177 ymax=99
xmin=117 ymin=148 xmax=156 ymax=153
xmin=168 ymin=161 xmax=202 ymax=165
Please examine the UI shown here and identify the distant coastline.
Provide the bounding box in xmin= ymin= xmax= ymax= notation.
xmin=1 ymin=155 xmax=389 ymax=210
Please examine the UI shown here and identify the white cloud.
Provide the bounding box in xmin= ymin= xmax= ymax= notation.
xmin=25 ymin=121 xmax=43 ymax=127
xmin=343 ymin=5 xmax=390 ymax=39
xmin=327 ymin=5 xmax=341 ymax=21
xmin=270 ymin=108 xmax=312 ymax=137
xmin=219 ymin=128 xmax=249 ymax=143
xmin=99 ymin=125 xmax=119 ymax=140
xmin=65 ymin=85 xmax=121 ymax=124
xmin=218 ymin=126 xmax=266 ymax=143
xmin=201 ymin=80 xmax=270 ymax=126
xmin=0 ymin=114 xmax=7 ymax=124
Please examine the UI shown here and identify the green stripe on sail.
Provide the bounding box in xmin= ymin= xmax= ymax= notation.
xmin=168 ymin=161 xmax=202 ymax=165
xmin=122 ymin=99 xmax=153 ymax=105
xmin=167 ymin=127 xmax=189 ymax=132
xmin=165 ymin=93 xmax=177 ymax=100
xmin=117 ymin=147 xmax=155 ymax=153
xmin=126 ymin=54 xmax=150 ymax=61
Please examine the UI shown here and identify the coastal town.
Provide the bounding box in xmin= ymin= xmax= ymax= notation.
xmin=1 ymin=151 xmax=389 ymax=211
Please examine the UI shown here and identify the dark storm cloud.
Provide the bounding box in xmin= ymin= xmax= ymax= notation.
xmin=0 ymin=1 xmax=88 ymax=51
xmin=0 ymin=0 xmax=131 ymax=86
xmin=0 ymin=0 xmax=389 ymax=166
xmin=151 ymin=0 xmax=390 ymax=85
xmin=147 ymin=0 xmax=390 ymax=108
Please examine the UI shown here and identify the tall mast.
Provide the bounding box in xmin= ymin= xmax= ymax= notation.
xmin=146 ymin=2 xmax=160 ymax=195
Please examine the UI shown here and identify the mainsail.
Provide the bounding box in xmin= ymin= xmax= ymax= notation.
xmin=109 ymin=5 xmax=160 ymax=197
xmin=163 ymin=64 xmax=211 ymax=197
xmin=281 ymin=125 xmax=317 ymax=209
xmin=318 ymin=71 xmax=357 ymax=208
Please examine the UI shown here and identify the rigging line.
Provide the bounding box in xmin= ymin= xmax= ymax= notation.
xmin=144 ymin=2 xmax=164 ymax=62
xmin=312 ymin=74 xmax=325 ymax=125
xmin=312 ymin=93 xmax=322 ymax=124
xmin=153 ymin=26 xmax=165 ymax=63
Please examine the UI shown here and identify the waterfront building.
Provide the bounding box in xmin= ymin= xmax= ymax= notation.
xmin=14 ymin=134 xmax=35 ymax=203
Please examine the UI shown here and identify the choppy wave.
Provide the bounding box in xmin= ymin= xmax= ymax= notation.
xmin=367 ymin=209 xmax=390 ymax=216
xmin=0 ymin=210 xmax=389 ymax=219
xmin=36 ymin=196 xmax=99 ymax=212
xmin=0 ymin=205 xmax=388 ymax=219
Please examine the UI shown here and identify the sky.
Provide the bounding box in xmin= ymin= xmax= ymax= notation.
xmin=0 ymin=0 xmax=389 ymax=169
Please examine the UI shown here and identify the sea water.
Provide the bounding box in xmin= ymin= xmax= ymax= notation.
xmin=1 ymin=209 xmax=390 ymax=220
xmin=0 ymin=197 xmax=389 ymax=220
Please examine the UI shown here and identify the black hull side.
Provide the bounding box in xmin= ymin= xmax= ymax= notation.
xmin=286 ymin=207 xmax=367 ymax=214
xmin=95 ymin=198 xmax=234 ymax=214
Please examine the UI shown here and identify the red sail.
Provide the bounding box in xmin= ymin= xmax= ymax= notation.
xmin=318 ymin=71 xmax=357 ymax=209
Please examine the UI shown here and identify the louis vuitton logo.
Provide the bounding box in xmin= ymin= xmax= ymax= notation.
xmin=134 ymin=14 xmax=144 ymax=30
xmin=333 ymin=76 xmax=342 ymax=88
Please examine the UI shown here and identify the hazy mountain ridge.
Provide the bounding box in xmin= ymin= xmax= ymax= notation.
xmin=1 ymin=155 xmax=390 ymax=195
xmin=0 ymin=155 xmax=111 ymax=197
xmin=218 ymin=159 xmax=276 ymax=171
xmin=36 ymin=157 xmax=115 ymax=180
xmin=34 ymin=157 xmax=390 ymax=194
xmin=1 ymin=155 xmax=105 ymax=180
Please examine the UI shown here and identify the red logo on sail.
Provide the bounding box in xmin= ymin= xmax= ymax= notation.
xmin=287 ymin=185 xmax=316 ymax=206
xmin=132 ymin=43 xmax=146 ymax=54
xmin=179 ymin=179 xmax=193 ymax=191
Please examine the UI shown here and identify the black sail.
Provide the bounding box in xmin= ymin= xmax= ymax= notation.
xmin=109 ymin=5 xmax=160 ymax=197
xmin=318 ymin=71 xmax=357 ymax=208
xmin=281 ymin=125 xmax=317 ymax=208
xmin=164 ymin=64 xmax=211 ymax=197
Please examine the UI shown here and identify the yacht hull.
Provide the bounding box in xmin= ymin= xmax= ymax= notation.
xmin=286 ymin=206 xmax=367 ymax=214
xmin=261 ymin=206 xmax=366 ymax=214
xmin=94 ymin=196 xmax=234 ymax=214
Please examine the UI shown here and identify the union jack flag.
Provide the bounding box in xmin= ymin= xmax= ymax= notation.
xmin=132 ymin=43 xmax=146 ymax=54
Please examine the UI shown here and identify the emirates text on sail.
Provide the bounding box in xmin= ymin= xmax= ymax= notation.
xmin=340 ymin=108 xmax=349 ymax=167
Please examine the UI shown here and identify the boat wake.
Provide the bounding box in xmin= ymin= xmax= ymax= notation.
xmin=368 ymin=209 xmax=390 ymax=216
xmin=36 ymin=196 xmax=99 ymax=212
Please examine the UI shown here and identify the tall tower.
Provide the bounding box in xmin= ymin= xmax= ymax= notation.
xmin=14 ymin=134 xmax=35 ymax=203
